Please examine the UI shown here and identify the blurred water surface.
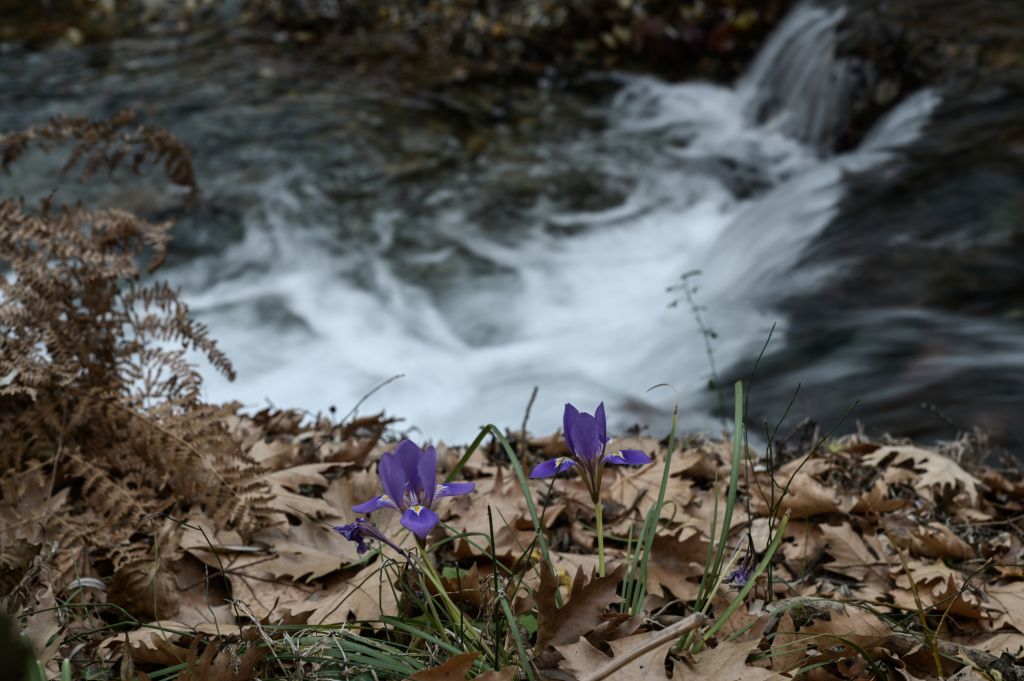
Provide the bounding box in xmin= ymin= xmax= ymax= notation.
xmin=2 ymin=3 xmax=1022 ymax=446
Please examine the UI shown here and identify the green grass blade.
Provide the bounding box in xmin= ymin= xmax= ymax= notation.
xmin=702 ymin=511 xmax=790 ymax=641
xmin=445 ymin=426 xmax=491 ymax=483
xmin=627 ymin=391 xmax=680 ymax=615
xmin=711 ymin=381 xmax=744 ymax=580
xmin=497 ymin=588 xmax=536 ymax=681
xmin=485 ymin=425 xmax=555 ymax=579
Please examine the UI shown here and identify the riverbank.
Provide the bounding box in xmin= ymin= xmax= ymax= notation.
xmin=2 ymin=102 xmax=1024 ymax=680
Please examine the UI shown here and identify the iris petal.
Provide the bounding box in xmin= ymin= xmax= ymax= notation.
xmin=352 ymin=494 xmax=398 ymax=513
xmin=563 ymin=403 xmax=580 ymax=457
xmin=434 ymin=481 xmax=475 ymax=498
xmin=392 ymin=440 xmax=424 ymax=503
xmin=418 ymin=445 xmax=438 ymax=507
xmin=570 ymin=412 xmax=603 ymax=462
xmin=377 ymin=452 xmax=406 ymax=511
xmin=595 ymin=402 xmax=608 ymax=444
xmin=401 ymin=505 xmax=440 ymax=539
xmin=602 ymin=449 xmax=653 ymax=466
xmin=530 ymin=456 xmax=577 ymax=478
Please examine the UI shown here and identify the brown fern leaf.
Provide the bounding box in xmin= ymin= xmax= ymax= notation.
xmin=0 ymin=113 xmax=281 ymax=604
xmin=0 ymin=109 xmax=197 ymax=198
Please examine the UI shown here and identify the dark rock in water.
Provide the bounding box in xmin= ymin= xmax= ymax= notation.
xmin=718 ymin=3 xmax=1024 ymax=449
xmin=834 ymin=0 xmax=1024 ymax=150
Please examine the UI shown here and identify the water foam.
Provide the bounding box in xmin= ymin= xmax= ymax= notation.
xmin=182 ymin=3 xmax=939 ymax=441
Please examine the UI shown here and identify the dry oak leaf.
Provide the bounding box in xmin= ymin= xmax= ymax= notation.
xmin=862 ymin=446 xmax=981 ymax=505
xmin=535 ymin=563 xmax=626 ymax=651
xmin=471 ymin=669 xmax=518 ymax=681
xmin=176 ymin=637 xmax=267 ymax=681
xmin=307 ymin=561 xmax=400 ymax=623
xmin=555 ymin=613 xmax=706 ymax=681
xmin=972 ymin=631 xmax=1024 ymax=657
xmin=681 ymin=636 xmax=781 ymax=681
xmin=19 ymin=586 xmax=61 ymax=669
xmin=851 ymin=478 xmax=909 ymax=514
xmin=260 ymin=462 xmax=347 ymax=518
xmin=910 ymin=522 xmax=974 ymax=561
xmin=751 ymin=472 xmax=854 ymax=518
xmin=556 ymin=635 xmax=672 ymax=681
xmin=408 ymin=652 xmax=516 ymax=681
xmin=0 ymin=467 xmax=69 ymax=547
xmin=224 ymin=570 xmax=319 ymax=623
xmin=409 ymin=652 xmax=478 ymax=681
xmin=107 ymin=559 xmax=180 ymax=621
xmin=986 ymin=581 xmax=1024 ymax=635
xmin=769 ymin=600 xmax=889 ymax=672
xmin=777 ymin=520 xmax=827 ymax=576
xmin=892 ymin=569 xmax=984 ymax=619
xmin=246 ymin=438 xmax=298 ymax=470
xmin=820 ymin=522 xmax=890 ymax=586
xmin=246 ymin=516 xmax=359 ymax=581
xmin=115 ymin=625 xmax=193 ymax=666
xmin=603 ymin=442 xmax=693 ymax=526
xmin=448 ymin=467 xmax=548 ymax=558
xmin=644 ymin=529 xmax=709 ymax=601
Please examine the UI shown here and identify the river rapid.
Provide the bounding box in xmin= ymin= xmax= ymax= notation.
xmin=2 ymin=3 xmax=1022 ymax=447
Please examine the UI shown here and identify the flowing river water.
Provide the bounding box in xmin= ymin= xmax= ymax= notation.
xmin=2 ymin=3 xmax=1022 ymax=446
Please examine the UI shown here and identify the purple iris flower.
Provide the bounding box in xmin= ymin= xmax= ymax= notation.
xmin=334 ymin=517 xmax=407 ymax=557
xmin=530 ymin=403 xmax=653 ymax=502
xmin=726 ymin=537 xmax=757 ymax=589
xmin=351 ymin=439 xmax=475 ymax=539
xmin=725 ymin=564 xmax=753 ymax=588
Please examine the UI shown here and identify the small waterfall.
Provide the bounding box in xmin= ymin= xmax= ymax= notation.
xmin=740 ymin=3 xmax=863 ymax=150
xmin=159 ymin=3 xmax=940 ymax=441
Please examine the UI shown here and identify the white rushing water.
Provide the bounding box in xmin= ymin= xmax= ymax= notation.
xmin=181 ymin=3 xmax=940 ymax=442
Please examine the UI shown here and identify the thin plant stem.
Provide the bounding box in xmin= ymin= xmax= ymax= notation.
xmin=414 ymin=546 xmax=483 ymax=649
xmin=595 ymin=500 xmax=606 ymax=578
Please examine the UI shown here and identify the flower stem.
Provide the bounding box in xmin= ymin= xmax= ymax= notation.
xmin=595 ymin=500 xmax=606 ymax=577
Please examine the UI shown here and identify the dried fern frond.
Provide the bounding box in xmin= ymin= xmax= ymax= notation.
xmin=0 ymin=109 xmax=196 ymax=201
xmin=0 ymin=113 xmax=275 ymax=598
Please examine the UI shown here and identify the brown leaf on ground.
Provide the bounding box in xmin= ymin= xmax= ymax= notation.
xmin=971 ymin=631 xmax=1024 ymax=657
xmin=644 ymin=529 xmax=709 ymax=601
xmin=555 ymin=613 xmax=705 ymax=681
xmin=893 ymin=563 xmax=984 ymax=619
xmin=471 ymin=668 xmax=518 ymax=681
xmin=709 ymin=594 xmax=773 ymax=642
xmin=247 ymin=516 xmax=359 ymax=581
xmin=911 ymin=522 xmax=974 ymax=561
xmin=176 ymin=637 xmax=267 ymax=681
xmin=260 ymin=462 xmax=347 ymax=518
xmin=585 ymin=612 xmax=646 ymax=647
xmin=119 ymin=626 xmax=192 ymax=666
xmin=535 ymin=563 xmax=625 ymax=650
xmin=603 ymin=445 xmax=693 ymax=528
xmin=107 ymin=559 xmax=181 ymax=621
xmin=19 ymin=586 xmax=61 ymax=668
xmin=751 ymin=518 xmax=826 ymax=577
xmin=986 ymin=581 xmax=1024 ymax=635
xmin=819 ymin=522 xmax=890 ymax=587
xmin=851 ymin=478 xmax=909 ymax=514
xmin=681 ymin=637 xmax=780 ymax=681
xmin=557 ymin=635 xmax=672 ymax=681
xmin=863 ymin=445 xmax=982 ymax=506
xmin=229 ymin=577 xmax=319 ymax=624
xmin=751 ymin=471 xmax=853 ymax=518
xmin=447 ymin=467 xmax=545 ymax=559
xmin=168 ymin=554 xmax=237 ymax=631
xmin=769 ymin=600 xmax=890 ymax=672
xmin=307 ymin=561 xmax=401 ymax=623
xmin=409 ymin=652 xmax=479 ymax=681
